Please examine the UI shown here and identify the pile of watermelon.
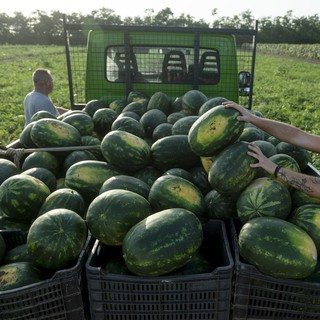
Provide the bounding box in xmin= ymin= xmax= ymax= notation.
xmin=0 ymin=88 xmax=319 ymax=289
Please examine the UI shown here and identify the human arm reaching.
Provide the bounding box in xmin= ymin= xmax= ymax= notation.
xmin=223 ymin=101 xmax=320 ymax=153
xmin=247 ymin=143 xmax=320 ymax=198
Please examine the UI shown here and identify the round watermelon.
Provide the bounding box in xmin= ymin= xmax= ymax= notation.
xmin=139 ymin=109 xmax=168 ymax=138
xmin=21 ymin=167 xmax=57 ymax=192
xmin=38 ymin=187 xmax=86 ymax=218
xmin=86 ymin=189 xmax=151 ymax=246
xmin=62 ymin=111 xmax=94 ymax=136
xmin=0 ymin=174 xmax=51 ymax=221
xmin=111 ymin=116 xmax=146 ymax=139
xmin=92 ymin=108 xmax=118 ymax=138
xmin=27 ymin=208 xmax=87 ymax=270
xmin=182 ymin=90 xmax=208 ymax=115
xmin=236 ymin=177 xmax=292 ymax=223
xmin=0 ymin=159 xmax=19 ymax=185
xmin=147 ymin=91 xmax=171 ymax=115
xmin=208 ymin=141 xmax=256 ymax=194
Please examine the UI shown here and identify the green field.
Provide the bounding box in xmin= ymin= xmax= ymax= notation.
xmin=1 ymin=44 xmax=320 ymax=165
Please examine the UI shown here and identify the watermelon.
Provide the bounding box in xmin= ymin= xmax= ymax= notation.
xmin=83 ymin=99 xmax=108 ymax=117
xmin=103 ymin=251 xmax=131 ymax=275
xmin=168 ymin=252 xmax=212 ymax=275
xmin=122 ymin=208 xmax=203 ymax=276
xmin=238 ymin=216 xmax=317 ymax=279
xmin=204 ymin=189 xmax=237 ymax=220
xmin=38 ymin=187 xmax=86 ymax=218
xmin=148 ymin=175 xmax=205 ymax=217
xmin=111 ymin=116 xmax=146 ymax=139
xmin=21 ymin=151 xmax=60 ymax=177
xmin=62 ymin=112 xmax=94 ymax=136
xmin=30 ymin=110 xmax=57 ymax=122
xmin=188 ymin=166 xmax=211 ymax=195
xmin=64 ymin=160 xmax=123 ymax=202
xmin=236 ymin=177 xmax=292 ymax=223
xmin=86 ymin=189 xmax=151 ymax=246
xmin=139 ymin=109 xmax=167 ymax=137
xmin=152 ymin=123 xmax=173 ymax=141
xmin=0 ymin=262 xmax=43 ymax=291
xmin=171 ymin=96 xmax=183 ymax=113
xmin=251 ymin=140 xmax=277 ymax=158
xmin=0 ymin=215 xmax=31 ymax=233
xmin=167 ymin=111 xmax=186 ymax=124
xmin=198 ymin=97 xmax=228 ymax=116
xmin=208 ymin=141 xmax=257 ymax=194
xmin=101 ymin=131 xmax=151 ymax=173
xmin=80 ymin=135 xmax=103 ymax=160
xmin=239 ymin=126 xmax=265 ymax=142
xmin=276 ymin=141 xmax=310 ymax=171
xmin=4 ymin=244 xmax=32 ymax=264
xmin=289 ymin=204 xmax=320 ymax=253
xmin=27 ymin=209 xmax=87 ymax=270
xmin=127 ymin=91 xmax=149 ymax=105
xmin=0 ymin=174 xmax=51 ymax=221
xmin=181 ymin=90 xmax=208 ymax=115
xmin=151 ymin=135 xmax=200 ymax=171
xmin=21 ymin=167 xmax=57 ymax=192
xmin=122 ymin=101 xmax=147 ymax=117
xmin=0 ymin=158 xmax=19 ymax=185
xmin=118 ymin=111 xmax=140 ymax=121
xmin=133 ymin=166 xmax=163 ymax=187
xmin=92 ymin=108 xmax=117 ymax=138
xmin=19 ymin=122 xmax=38 ymax=148
xmin=188 ymin=105 xmax=244 ymax=156
xmin=99 ymin=175 xmax=150 ymax=199
xmin=171 ymin=115 xmax=199 ymax=135
xmin=109 ymin=99 xmax=127 ymax=114
xmin=30 ymin=118 xmax=82 ymax=148
xmin=164 ymin=167 xmax=194 ymax=183
xmin=291 ymin=189 xmax=320 ymax=209
xmin=147 ymin=91 xmax=171 ymax=115
xmin=62 ymin=150 xmax=97 ymax=173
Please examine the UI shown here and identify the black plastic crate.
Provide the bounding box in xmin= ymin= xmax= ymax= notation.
xmin=86 ymin=219 xmax=234 ymax=320
xmin=230 ymin=218 xmax=320 ymax=320
xmin=0 ymin=232 xmax=94 ymax=320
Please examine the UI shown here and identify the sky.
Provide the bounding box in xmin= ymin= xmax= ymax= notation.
xmin=2 ymin=0 xmax=320 ymax=22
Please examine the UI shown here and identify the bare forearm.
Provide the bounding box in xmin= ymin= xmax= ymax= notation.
xmin=277 ymin=167 xmax=320 ymax=198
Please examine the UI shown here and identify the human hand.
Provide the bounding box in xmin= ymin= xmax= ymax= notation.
xmin=247 ymin=143 xmax=277 ymax=175
xmin=222 ymin=101 xmax=254 ymax=123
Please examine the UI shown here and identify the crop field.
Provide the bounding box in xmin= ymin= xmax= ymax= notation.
xmin=0 ymin=44 xmax=320 ymax=165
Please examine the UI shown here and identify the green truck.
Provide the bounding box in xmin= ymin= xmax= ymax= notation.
xmin=63 ymin=16 xmax=258 ymax=109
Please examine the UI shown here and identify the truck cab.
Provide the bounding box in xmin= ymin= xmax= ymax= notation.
xmin=63 ymin=18 xmax=258 ymax=109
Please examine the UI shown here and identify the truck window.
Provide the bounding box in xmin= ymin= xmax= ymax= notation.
xmin=105 ymin=46 xmax=220 ymax=85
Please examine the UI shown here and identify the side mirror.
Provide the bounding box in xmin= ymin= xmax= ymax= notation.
xmin=239 ymin=71 xmax=251 ymax=95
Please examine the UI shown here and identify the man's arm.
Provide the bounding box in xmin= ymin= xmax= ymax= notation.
xmin=223 ymin=101 xmax=320 ymax=153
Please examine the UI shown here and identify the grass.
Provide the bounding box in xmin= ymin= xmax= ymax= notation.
xmin=0 ymin=44 xmax=320 ymax=165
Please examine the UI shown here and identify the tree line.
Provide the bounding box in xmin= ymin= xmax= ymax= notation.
xmin=0 ymin=8 xmax=319 ymax=45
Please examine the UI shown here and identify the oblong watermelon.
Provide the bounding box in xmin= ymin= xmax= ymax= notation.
xmin=151 ymin=135 xmax=200 ymax=171
xmin=290 ymin=204 xmax=320 ymax=253
xmin=101 ymin=130 xmax=151 ymax=173
xmin=0 ymin=262 xmax=43 ymax=291
xmin=122 ymin=208 xmax=203 ymax=276
xmin=188 ymin=105 xmax=244 ymax=156
xmin=86 ymin=189 xmax=152 ymax=246
xmin=208 ymin=141 xmax=256 ymax=194
xmin=30 ymin=118 xmax=82 ymax=147
xmin=64 ymin=160 xmax=123 ymax=202
xmin=148 ymin=175 xmax=205 ymax=217
xmin=99 ymin=175 xmax=150 ymax=199
xmin=238 ymin=216 xmax=317 ymax=279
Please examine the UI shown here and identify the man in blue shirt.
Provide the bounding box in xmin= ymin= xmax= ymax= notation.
xmin=24 ymin=68 xmax=68 ymax=126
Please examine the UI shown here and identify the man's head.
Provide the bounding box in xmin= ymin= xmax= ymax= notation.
xmin=32 ymin=68 xmax=53 ymax=95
